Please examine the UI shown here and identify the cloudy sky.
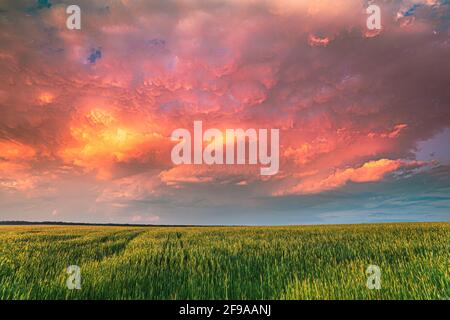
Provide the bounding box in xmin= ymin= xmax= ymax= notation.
xmin=0 ymin=0 xmax=449 ymax=225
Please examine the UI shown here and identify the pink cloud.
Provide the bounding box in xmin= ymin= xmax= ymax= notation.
xmin=131 ymin=214 xmax=160 ymax=223
xmin=276 ymin=159 xmax=427 ymax=195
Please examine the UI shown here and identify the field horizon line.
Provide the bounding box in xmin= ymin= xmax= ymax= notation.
xmin=0 ymin=220 xmax=448 ymax=228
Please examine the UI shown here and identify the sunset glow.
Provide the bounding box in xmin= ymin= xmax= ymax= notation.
xmin=0 ymin=0 xmax=449 ymax=224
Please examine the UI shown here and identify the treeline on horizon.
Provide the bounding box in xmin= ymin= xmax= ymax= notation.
xmin=0 ymin=221 xmax=222 ymax=227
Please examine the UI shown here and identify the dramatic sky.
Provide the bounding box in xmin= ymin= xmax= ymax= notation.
xmin=0 ymin=0 xmax=449 ymax=224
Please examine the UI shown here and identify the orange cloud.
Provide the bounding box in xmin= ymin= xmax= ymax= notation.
xmin=278 ymin=159 xmax=424 ymax=195
xmin=0 ymin=140 xmax=36 ymax=161
xmin=284 ymin=138 xmax=336 ymax=165
xmin=0 ymin=141 xmax=54 ymax=194
xmin=60 ymin=109 xmax=167 ymax=179
xmin=37 ymin=92 xmax=55 ymax=105
xmin=0 ymin=162 xmax=36 ymax=191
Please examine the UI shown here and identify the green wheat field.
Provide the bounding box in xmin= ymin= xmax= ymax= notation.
xmin=0 ymin=222 xmax=448 ymax=300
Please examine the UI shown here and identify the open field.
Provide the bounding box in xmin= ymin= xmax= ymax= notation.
xmin=0 ymin=222 xmax=448 ymax=300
